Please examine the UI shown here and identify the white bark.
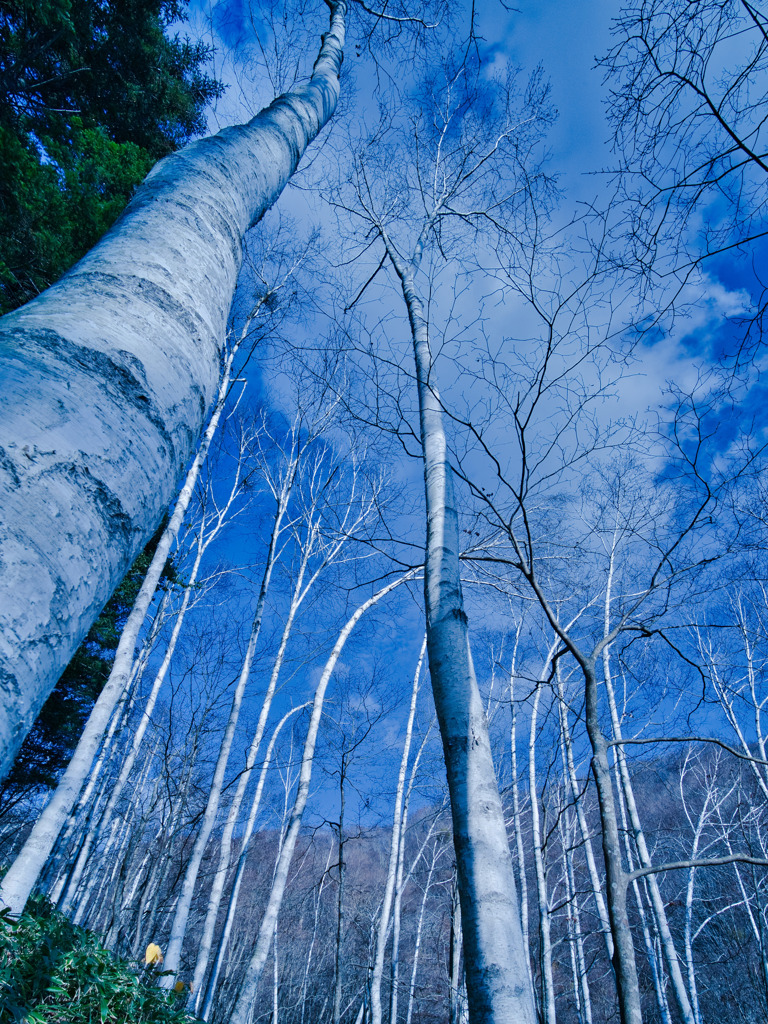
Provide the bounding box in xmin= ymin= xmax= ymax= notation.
xmin=198 ymin=702 xmax=309 ymax=1020
xmin=0 ymin=333 xmax=251 ymax=917
xmin=370 ymin=636 xmax=425 ymax=1024
xmin=60 ymin=427 xmax=246 ymax=917
xmin=389 ymin=716 xmax=433 ymax=1024
xmin=555 ymin=672 xmax=614 ymax=961
xmin=509 ymin=668 xmax=533 ymax=985
xmin=299 ymin=840 xmax=335 ymax=1024
xmin=228 ymin=575 xmax=408 ymax=1024
xmin=161 ymin=457 xmax=290 ymax=986
xmin=449 ymin=876 xmax=463 ymax=1024
xmin=383 ymin=237 xmax=535 ymax=1024
xmin=601 ymin=534 xmax=693 ymax=1024
xmin=528 ymin=673 xmax=556 ymax=1024
xmin=558 ymin=798 xmax=592 ymax=1024
xmin=46 ymin=624 xmax=155 ymax=906
xmin=187 ymin=479 xmax=293 ymax=1005
xmin=194 ymin=437 xmax=374 ymax=1007
xmin=405 ymin=839 xmax=442 ymax=1024
xmin=603 ymin=664 xmax=694 ymax=1024
xmin=0 ymin=0 xmax=346 ymax=783
xmin=614 ymin=742 xmax=672 ymax=1024
xmin=682 ymin=783 xmax=707 ymax=1024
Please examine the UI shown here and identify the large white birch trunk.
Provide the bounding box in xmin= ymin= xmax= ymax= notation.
xmin=387 ymin=247 xmax=535 ymax=1023
xmin=0 ymin=401 xmax=235 ymax=917
xmin=0 ymin=1 xmax=346 ymax=783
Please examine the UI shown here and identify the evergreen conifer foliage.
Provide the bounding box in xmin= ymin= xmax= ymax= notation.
xmin=0 ymin=0 xmax=223 ymax=314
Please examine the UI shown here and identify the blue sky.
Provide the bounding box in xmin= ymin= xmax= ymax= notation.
xmin=163 ymin=0 xmax=768 ymax=815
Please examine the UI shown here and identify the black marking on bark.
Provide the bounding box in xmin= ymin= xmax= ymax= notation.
xmin=0 ymin=449 xmax=21 ymax=488
xmin=69 ymin=464 xmax=135 ymax=545
xmin=73 ymin=271 xmax=208 ymax=346
xmin=5 ymin=327 xmax=176 ymax=451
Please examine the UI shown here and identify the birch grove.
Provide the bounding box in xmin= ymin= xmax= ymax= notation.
xmin=4 ymin=2 xmax=768 ymax=1023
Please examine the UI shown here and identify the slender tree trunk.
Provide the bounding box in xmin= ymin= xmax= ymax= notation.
xmin=333 ymin=761 xmax=347 ymax=1024
xmin=405 ymin=842 xmax=439 ymax=1024
xmin=615 ymin=751 xmax=672 ymax=1024
xmin=384 ymin=247 xmax=535 ymax=1024
xmin=510 ymin=671 xmax=534 ymax=985
xmin=76 ymin=737 xmax=159 ymax=929
xmin=581 ymin=658 xmax=642 ymax=1024
xmin=104 ymin=787 xmax=158 ymax=947
xmin=199 ymin=703 xmax=309 ymax=1021
xmin=0 ymin=0 xmax=346 ymax=785
xmin=300 ymin=840 xmax=334 ymax=1024
xmin=390 ymin=713 xmax=432 ymax=1024
xmin=189 ymin=476 xmax=293 ymax=1007
xmin=558 ymin=798 xmax=592 ymax=1024
xmin=60 ymin=555 xmax=204 ymax=915
xmin=228 ymin=576 xmax=407 ymax=1024
xmin=46 ymin=623 xmax=157 ymax=905
xmin=556 ymin=672 xmax=613 ymax=961
xmin=603 ymin=664 xmax=694 ymax=1024
xmin=371 ymin=638 xmax=424 ymax=1024
xmin=602 ymin=540 xmax=693 ymax=1024
xmin=161 ymin=495 xmax=288 ymax=986
xmin=683 ymin=824 xmax=705 ymax=1024
xmin=272 ymin=922 xmax=280 ymax=1024
xmin=529 ymin=675 xmax=556 ymax=1024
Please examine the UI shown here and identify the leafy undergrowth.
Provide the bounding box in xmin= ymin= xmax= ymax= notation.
xmin=0 ymin=897 xmax=197 ymax=1023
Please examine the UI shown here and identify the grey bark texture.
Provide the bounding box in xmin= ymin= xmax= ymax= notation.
xmin=0 ymin=0 xmax=346 ymax=782
xmin=388 ymin=249 xmax=536 ymax=1024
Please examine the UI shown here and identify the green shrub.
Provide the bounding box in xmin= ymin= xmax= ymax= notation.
xmin=0 ymin=897 xmax=197 ymax=1023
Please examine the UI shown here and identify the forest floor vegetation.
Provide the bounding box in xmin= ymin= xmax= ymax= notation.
xmin=0 ymin=896 xmax=198 ymax=1023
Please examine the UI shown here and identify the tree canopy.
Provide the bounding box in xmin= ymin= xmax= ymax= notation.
xmin=0 ymin=0 xmax=223 ymax=313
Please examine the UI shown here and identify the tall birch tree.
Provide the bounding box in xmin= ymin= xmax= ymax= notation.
xmin=0 ymin=0 xmax=347 ymax=782
xmin=338 ymin=54 xmax=551 ymax=1022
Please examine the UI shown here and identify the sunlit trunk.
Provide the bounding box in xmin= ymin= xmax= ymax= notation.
xmin=0 ymin=0 xmax=346 ymax=786
xmin=529 ymin=675 xmax=556 ymax=1024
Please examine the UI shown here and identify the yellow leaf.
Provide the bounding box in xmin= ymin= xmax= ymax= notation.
xmin=174 ymin=981 xmax=185 ymax=993
xmin=145 ymin=942 xmax=163 ymax=965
